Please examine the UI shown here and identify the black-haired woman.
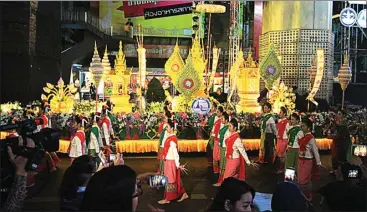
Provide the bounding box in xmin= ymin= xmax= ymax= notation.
xmin=210 ymin=177 xmax=256 ymax=212
xmin=274 ymin=107 xmax=290 ymax=174
xmin=158 ymin=120 xmax=189 ymax=205
xmin=298 ymin=118 xmax=323 ymax=200
xmin=223 ymin=119 xmax=259 ymax=181
xmin=157 ymin=111 xmax=171 ymax=175
xmin=60 ymin=155 xmax=96 ymax=211
xmin=285 ymin=113 xmax=304 ymax=172
xmin=68 ymin=116 xmax=86 ymax=164
xmin=258 ymin=102 xmax=277 ymax=164
xmin=80 ymin=165 xmax=141 ymax=211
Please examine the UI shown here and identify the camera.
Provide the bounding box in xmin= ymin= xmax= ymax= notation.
xmin=0 ymin=118 xmax=60 ymax=202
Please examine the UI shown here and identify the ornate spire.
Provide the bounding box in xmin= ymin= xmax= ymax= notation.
xmin=101 ymin=45 xmax=111 ymax=73
xmin=115 ymin=41 xmax=127 ymax=75
xmin=91 ymin=41 xmax=101 ymax=63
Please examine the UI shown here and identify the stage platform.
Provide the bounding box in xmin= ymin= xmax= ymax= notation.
xmin=58 ymin=138 xmax=333 ymax=154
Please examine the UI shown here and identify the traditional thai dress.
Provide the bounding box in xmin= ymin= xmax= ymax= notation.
xmin=68 ymin=129 xmax=86 ymax=159
xmin=162 ymin=134 xmax=186 ymax=201
xmin=88 ymin=124 xmax=103 ymax=157
xmin=258 ymin=113 xmax=277 ymax=163
xmin=297 ymin=132 xmax=321 ymax=200
xmin=101 ymin=116 xmax=113 ymax=146
xmin=157 ymin=120 xmax=168 ymax=175
xmin=217 ymin=125 xmax=229 ymax=184
xmin=37 ymin=114 xmax=51 ymax=131
xmin=224 ymin=133 xmax=251 ymax=181
xmin=331 ymin=119 xmax=350 ymax=170
xmin=274 ymin=118 xmax=290 ymax=161
xmin=207 ymin=113 xmax=217 ymax=148
xmin=212 ymin=119 xmax=223 ymax=173
xmin=285 ymin=125 xmax=303 ymax=170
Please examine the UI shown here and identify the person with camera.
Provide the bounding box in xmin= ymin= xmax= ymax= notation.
xmin=3 ymin=137 xmax=35 ymax=212
xmin=319 ymin=162 xmax=366 ymax=211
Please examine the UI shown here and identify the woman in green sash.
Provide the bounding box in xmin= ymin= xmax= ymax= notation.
xmin=285 ymin=113 xmax=304 ymax=171
xmin=213 ymin=112 xmax=230 ymax=187
xmin=206 ymin=103 xmax=218 ymax=165
xmin=257 ymin=102 xmax=277 ymax=164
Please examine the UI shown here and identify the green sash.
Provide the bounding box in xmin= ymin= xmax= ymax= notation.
xmin=208 ymin=113 xmax=217 ymax=131
xmin=91 ymin=125 xmax=99 ymax=140
xmin=288 ymin=126 xmax=301 ymax=147
xmin=261 ymin=113 xmax=274 ymax=131
xmin=219 ymin=125 xmax=229 ymax=147
xmin=159 ymin=127 xmax=167 ymax=146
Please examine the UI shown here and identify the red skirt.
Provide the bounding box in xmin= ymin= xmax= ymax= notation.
xmin=223 ymin=158 xmax=246 ymax=181
xmin=164 ymin=160 xmax=185 ymax=201
xmin=297 ymin=157 xmax=319 ymax=185
xmin=275 ymin=138 xmax=288 ymax=158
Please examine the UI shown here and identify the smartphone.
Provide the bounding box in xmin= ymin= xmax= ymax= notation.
xmin=352 ymin=144 xmax=367 ymax=157
xmin=284 ymin=168 xmax=296 ymax=181
xmin=348 ymin=169 xmax=359 ymax=178
xmin=149 ymin=175 xmax=168 ymax=188
xmin=110 ymin=153 xmax=116 ymax=161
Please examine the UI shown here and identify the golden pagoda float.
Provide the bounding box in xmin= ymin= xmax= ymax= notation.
xmin=41 ymin=78 xmax=77 ymax=113
xmin=235 ymin=50 xmax=261 ymax=113
xmin=164 ymin=36 xmax=209 ymax=112
xmin=108 ymin=41 xmax=133 ymax=113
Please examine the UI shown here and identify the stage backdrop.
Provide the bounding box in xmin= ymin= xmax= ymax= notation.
xmin=99 ymin=1 xmax=193 ymax=37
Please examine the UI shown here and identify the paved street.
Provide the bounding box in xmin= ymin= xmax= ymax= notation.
xmin=23 ymin=151 xmax=334 ymax=211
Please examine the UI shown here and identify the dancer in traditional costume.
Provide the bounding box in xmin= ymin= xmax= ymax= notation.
xmin=157 ymin=111 xmax=170 ymax=175
xmin=274 ymin=107 xmax=290 ymax=174
xmin=223 ymin=119 xmax=259 ymax=181
xmin=258 ymin=102 xmax=277 ymax=164
xmin=214 ymin=112 xmax=230 ymax=187
xmin=330 ymin=110 xmax=350 ymax=175
xmin=158 ymin=120 xmax=189 ymax=205
xmin=285 ymin=113 xmax=304 ymax=171
xmin=88 ymin=113 xmax=103 ymax=157
xmin=206 ymin=103 xmax=218 ymax=165
xmin=101 ymin=109 xmax=114 ymax=146
xmin=298 ymin=118 xmax=323 ymax=201
xmin=68 ymin=116 xmax=86 ymax=164
xmin=212 ymin=106 xmax=224 ymax=174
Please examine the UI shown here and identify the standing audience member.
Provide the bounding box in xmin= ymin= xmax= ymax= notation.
xmin=60 ymin=155 xmax=96 ymax=211
xmin=210 ymin=177 xmax=256 ymax=212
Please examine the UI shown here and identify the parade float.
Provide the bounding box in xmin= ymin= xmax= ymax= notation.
xmin=4 ymin=2 xmax=363 ymax=154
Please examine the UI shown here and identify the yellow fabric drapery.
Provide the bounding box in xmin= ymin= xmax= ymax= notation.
xmin=58 ymin=138 xmax=332 ymax=154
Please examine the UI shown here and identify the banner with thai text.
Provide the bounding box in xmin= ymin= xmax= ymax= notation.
xmin=99 ymin=1 xmax=192 ymax=37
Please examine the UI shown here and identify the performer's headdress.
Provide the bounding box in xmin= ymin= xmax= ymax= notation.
xmin=93 ymin=112 xmax=101 ymax=123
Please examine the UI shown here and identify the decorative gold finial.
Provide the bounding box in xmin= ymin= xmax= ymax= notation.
xmin=343 ymin=51 xmax=348 ymax=65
